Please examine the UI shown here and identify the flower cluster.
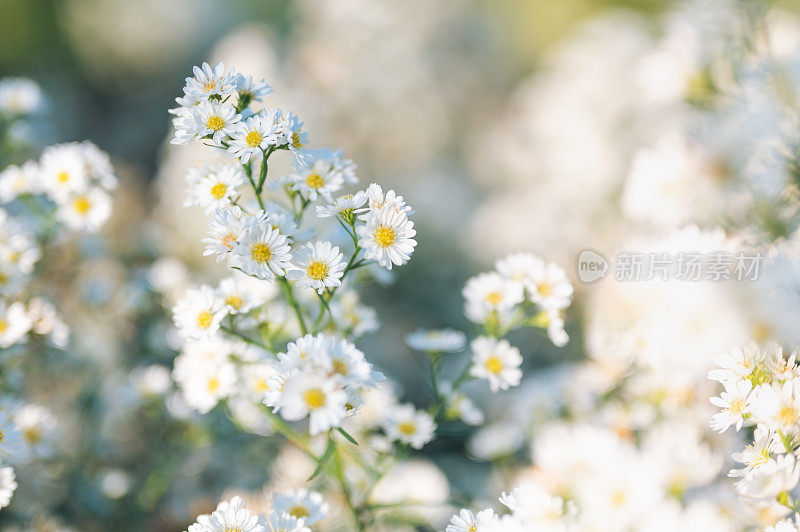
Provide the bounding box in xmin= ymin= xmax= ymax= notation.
xmin=184 ymin=491 xmax=329 ymax=532
xmin=710 ymin=343 xmax=800 ymax=523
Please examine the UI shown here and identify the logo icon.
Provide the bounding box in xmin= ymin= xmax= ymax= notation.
xmin=577 ymin=249 xmax=608 ymax=283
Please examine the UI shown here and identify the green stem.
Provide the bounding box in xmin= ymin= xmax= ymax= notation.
xmin=333 ymin=440 xmax=366 ymax=532
xmin=220 ymin=325 xmax=266 ymax=349
xmin=278 ymin=277 xmax=308 ymax=334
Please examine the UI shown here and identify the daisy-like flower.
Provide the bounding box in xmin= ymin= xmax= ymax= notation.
xmin=271 ymin=489 xmax=329 ymax=525
xmin=405 ymin=328 xmax=466 ymax=353
xmin=14 ymin=404 xmax=57 ymax=456
xmin=469 ymin=336 xmax=523 ymax=393
xmin=290 ymin=159 xmax=344 ymax=203
xmin=286 ymin=241 xmax=346 ymax=294
xmin=315 ymin=191 xmax=367 ymax=221
xmin=185 ymin=164 xmax=244 ymax=212
xmin=525 ymin=260 xmax=573 ymax=311
xmin=0 ymin=161 xmax=38 ymax=202
xmin=234 ymin=73 xmax=273 ymax=106
xmin=382 ymin=403 xmax=436 ymax=449
xmin=183 ymin=61 xmax=236 ymax=101
xmin=363 ymin=183 xmax=414 ymax=216
xmin=531 ymin=308 xmax=569 ymax=347
xmin=174 ymin=100 xmax=241 ymax=146
xmin=0 ymin=301 xmax=31 ymax=348
xmin=56 ymin=188 xmax=113 ymax=232
xmin=765 ymin=519 xmax=799 ymax=532
xmin=0 ymin=77 xmax=43 ymax=115
xmin=0 ymin=466 xmax=16 ymax=509
xmin=277 ymin=371 xmax=347 ymax=435
xmin=730 ymin=424 xmax=782 ymax=480
xmin=39 ymin=143 xmax=89 ymax=200
xmin=216 ymin=277 xmax=258 ymax=315
xmin=749 ymin=380 xmax=800 ymax=434
xmin=227 ymin=115 xmax=276 ymax=163
xmin=202 ymin=207 xmax=254 ymax=262
xmin=233 ymin=224 xmax=292 ymax=281
xmin=172 ymin=285 xmax=226 ymax=340
xmin=357 ymin=205 xmax=417 ymax=270
xmin=499 ymin=483 xmax=573 ymax=523
xmin=196 ymin=496 xmax=266 ymax=532
xmin=446 ymin=509 xmax=498 ymax=532
xmin=709 ymin=343 xmax=764 ymax=385
xmin=709 ymin=378 xmax=753 ymax=432
xmin=279 ymin=111 xmax=309 ymax=160
xmin=463 ymin=272 xmax=524 ymax=324
xmin=269 ymin=512 xmax=310 ymax=532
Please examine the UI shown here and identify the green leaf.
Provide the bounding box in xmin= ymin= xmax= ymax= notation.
xmin=336 ymin=427 xmax=359 ymax=446
xmin=307 ymin=437 xmax=336 ymax=481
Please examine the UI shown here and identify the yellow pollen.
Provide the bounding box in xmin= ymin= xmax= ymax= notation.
xmin=728 ymin=399 xmax=744 ymax=416
xmin=203 ymin=80 xmax=217 ymax=92
xmin=225 ymin=295 xmax=242 ymax=309
xmin=289 ymin=506 xmax=309 ymax=519
xmin=250 ymin=243 xmax=272 ymax=263
xmin=245 ymin=130 xmax=263 ymax=148
xmin=398 ymin=421 xmax=417 ymax=435
xmin=291 ymin=131 xmax=305 ymax=149
xmin=374 ymin=225 xmax=395 ymax=248
xmin=305 ymin=173 xmax=325 ymax=189
xmin=611 ymin=490 xmax=627 ymax=507
xmin=304 ymin=388 xmax=326 ymax=409
xmin=485 ymin=356 xmax=504 ymax=375
xmin=221 ymin=232 xmax=237 ymax=250
xmin=779 ymin=405 xmax=798 ymax=426
xmin=332 ymin=359 xmax=349 ymax=376
xmin=207 ymin=376 xmax=220 ymax=393
xmin=196 ymin=311 xmax=213 ymax=329
xmin=0 ymin=319 xmax=7 ymax=333
xmin=57 ymin=171 xmax=70 ymax=183
xmin=484 ymin=291 xmax=503 ymax=306
xmin=73 ymin=196 xmax=91 ymax=215
xmin=468 ymin=527 xmax=477 ymax=532
xmin=255 ymin=379 xmax=269 ymax=392
xmin=307 ymin=260 xmax=329 ymax=281
xmin=537 ymin=282 xmax=553 ymax=297
xmin=752 ymin=445 xmax=771 ymax=467
xmin=206 ymin=115 xmax=225 ymax=131
xmin=210 ymin=182 xmax=227 ymax=199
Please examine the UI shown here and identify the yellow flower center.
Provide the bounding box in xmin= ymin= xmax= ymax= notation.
xmin=537 ymin=282 xmax=553 ymax=297
xmin=304 ymin=388 xmax=326 ymax=409
xmin=374 ymin=225 xmax=395 ymax=248
xmin=484 ymin=291 xmax=503 ymax=306
xmin=221 ymin=232 xmax=237 ymax=249
xmin=225 ymin=295 xmax=242 ymax=309
xmin=210 ymin=182 xmax=227 ymax=199
xmin=485 ymin=356 xmax=503 ymax=375
xmin=332 ymin=359 xmax=349 ymax=376
xmin=203 ymin=80 xmax=217 ymax=93
xmin=779 ymin=405 xmax=798 ymax=426
xmin=250 ymin=243 xmax=272 ymax=263
xmin=207 ymin=115 xmax=225 ymax=131
xmin=0 ymin=319 xmax=7 ymax=333
xmin=196 ymin=311 xmax=213 ymax=329
xmin=289 ymin=506 xmax=309 ymax=519
xmin=398 ymin=421 xmax=417 ymax=435
xmin=752 ymin=445 xmax=771 ymax=467
xmin=23 ymin=427 xmax=41 ymax=444
xmin=57 ymin=171 xmax=70 ymax=183
xmin=305 ymin=173 xmax=325 ymax=189
xmin=611 ymin=490 xmax=627 ymax=507
xmin=245 ymin=130 xmax=263 ymax=148
xmin=207 ymin=376 xmax=220 ymax=393
xmin=292 ymin=131 xmax=306 ymax=149
xmin=73 ymin=196 xmax=91 ymax=215
xmin=307 ymin=260 xmax=329 ymax=281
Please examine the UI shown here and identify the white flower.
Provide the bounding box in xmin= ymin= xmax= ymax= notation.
xmin=172 ymin=285 xmax=226 ymax=340
xmin=533 ymin=308 xmax=569 ymax=347
xmin=268 ymin=512 xmax=309 ymax=532
xmin=235 ymin=73 xmax=273 ymax=104
xmin=382 ymin=403 xmax=436 ymax=449
xmin=279 ymin=111 xmax=309 ymax=160
xmin=735 ymin=453 xmax=800 ymax=499
xmin=233 ymin=224 xmax=292 ymax=281
xmin=14 ymin=404 xmax=57 ymax=455
xmin=185 ymin=164 xmax=245 ymax=213
xmin=290 ymin=157 xmax=345 ymax=202
xmin=499 ymin=483 xmax=572 ymax=523
xmin=357 ymin=205 xmax=417 ymax=270
xmin=749 ymin=380 xmax=800 ymax=433
xmin=329 ymin=290 xmax=379 ymax=337
xmin=0 ymin=161 xmax=38 ymax=202
xmin=463 ymin=272 xmax=524 ymax=324
xmin=227 ymin=114 xmax=276 ymax=163
xmin=57 ymin=188 xmax=112 ymax=232
xmin=0 ymin=466 xmax=16 ymax=509
xmin=173 ymin=100 xmax=241 ymax=146
xmin=709 ymin=343 xmax=764 ymax=384
xmin=446 ymin=509 xmax=498 ymax=532
xmin=443 ymin=386 xmax=484 ymax=425
xmin=709 ymin=379 xmax=753 ymax=432
xmin=525 ymin=260 xmax=573 ymax=311
xmin=271 ymin=489 xmax=329 ymax=525
xmin=0 ymin=77 xmax=43 ymax=115
xmin=730 ymin=424 xmax=783 ymax=481
xmin=276 ymin=371 xmax=347 ymax=435
xmin=765 ymin=518 xmax=800 ymax=532
xmin=470 ymin=336 xmax=523 ymax=393
xmin=0 ymin=301 xmax=31 ymax=348
xmin=202 ymin=207 xmax=252 ymax=262
xmin=405 ymin=328 xmax=466 ymax=353
xmin=363 ymin=183 xmax=414 ymax=216
xmin=196 ymin=496 xmax=266 ymax=532
xmin=286 ymin=241 xmax=346 ymax=294
xmin=216 ymin=277 xmax=258 ymax=314
xmin=183 ymin=62 xmax=236 ymax=102
xmin=39 ymin=143 xmax=89 ymax=200
xmin=315 ymin=191 xmax=368 ymax=219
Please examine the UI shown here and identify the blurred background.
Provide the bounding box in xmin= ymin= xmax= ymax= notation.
xmin=5 ymin=0 xmax=800 ymax=530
